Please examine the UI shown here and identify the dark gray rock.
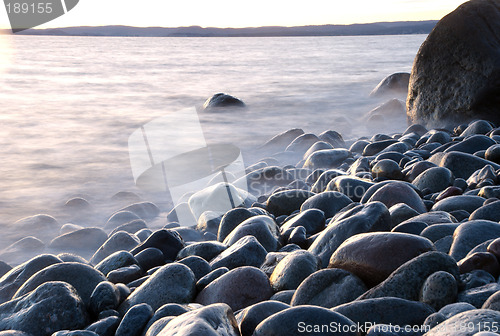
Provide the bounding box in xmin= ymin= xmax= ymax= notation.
xmin=196 ymin=211 xmax=222 ymax=235
xmin=107 ymin=264 xmax=143 ymax=284
xmin=389 ymin=203 xmax=421 ymax=229
xmin=303 ymin=141 xmax=334 ymax=160
xmin=266 ymin=190 xmax=314 ymax=217
xmin=52 ymin=331 xmax=98 ymax=336
xmin=176 ymin=241 xmax=227 ymax=262
xmin=217 ymin=208 xmax=260 ymax=242
xmin=105 ymin=211 xmax=141 ymax=230
xmin=308 ymin=202 xmax=391 ymax=267
xmin=370 ymin=72 xmax=410 ymax=98
xmin=95 ymin=251 xmax=138 ymax=276
xmin=366 ymin=181 xmax=426 ymax=213
xmin=196 ymin=266 xmax=273 ymax=311
xmin=461 ymin=270 xmax=496 ymax=291
xmin=329 ymin=232 xmax=435 ymax=286
xmin=326 ymin=176 xmax=374 ymax=202
xmin=143 ymin=303 xmax=190 ymax=333
xmin=300 ymin=191 xmax=352 ymax=218
xmin=420 ymin=223 xmax=461 ymax=242
xmin=359 ymin=251 xmax=460 ymax=301
xmin=291 ymin=268 xmax=367 ymax=308
xmin=444 ymin=135 xmax=496 ymax=154
xmin=115 ymin=303 xmax=153 ymax=336
xmin=0 ymin=281 xmax=87 ymax=336
xmin=419 ymin=271 xmax=458 ymax=310
xmin=303 ymin=149 xmax=350 ymax=170
xmin=134 ymin=248 xmax=165 ymax=272
xmin=363 ymin=139 xmax=398 ymax=156
xmin=90 ymin=231 xmax=140 ymax=265
xmin=85 ymin=316 xmax=120 ymax=336
xmin=457 ymin=283 xmax=500 ymax=308
xmin=143 ymin=317 xmax=174 ymax=336
xmin=118 ymin=263 xmax=196 ymax=314
xmin=131 ymin=229 xmax=185 ymax=261
xmin=210 ymin=235 xmax=267 ymax=270
xmin=196 ymin=267 xmax=229 ymax=291
xmin=0 ymin=262 xmax=11 ymax=278
xmin=157 ymin=303 xmax=239 ymax=336
xmin=412 ymin=167 xmax=454 ymax=193
xmin=0 ymin=237 xmax=46 ymax=265
xmin=470 ymin=201 xmax=500 ymax=222
xmin=310 ymin=169 xmax=346 ymax=193
xmin=280 ymin=209 xmax=325 ymax=238
xmin=223 ymin=215 xmax=278 ymax=252
xmin=371 ymin=159 xmax=403 ymax=180
xmin=332 ymin=297 xmax=434 ymax=329
xmin=171 ymin=227 xmax=204 ymax=243
xmin=203 ymin=93 xmax=245 ymax=110
xmin=236 ymin=166 xmax=295 ymax=196
xmin=11 ymin=214 xmax=60 ymax=242
xmin=429 ymin=151 xmax=500 ymax=180
xmin=259 ymin=129 xmax=305 ymax=154
xmin=425 ymin=309 xmax=500 ymax=335
xmin=118 ymin=202 xmax=160 ymax=222
xmin=109 ymin=219 xmax=147 ymax=236
xmin=431 ymin=195 xmax=485 ymax=214
xmin=177 ymin=255 xmax=211 ymax=282
xmin=237 ymin=301 xmax=290 ymax=336
xmin=449 ymin=220 xmax=500 ymax=261
xmin=13 ymin=262 xmax=106 ymax=307
xmin=253 ymin=306 xmax=357 ymax=336
xmin=269 ymin=250 xmax=319 ymax=291
xmin=0 ymin=254 xmax=62 ymax=304
xmin=89 ymin=281 xmax=120 ymax=317
xmin=286 ymin=133 xmax=321 ymax=155
xmin=260 ymin=252 xmax=287 ymax=277
xmin=406 ymin=0 xmax=500 ymax=127
xmin=269 ymin=290 xmax=295 ymax=305
xmin=49 ymin=228 xmax=108 ymax=256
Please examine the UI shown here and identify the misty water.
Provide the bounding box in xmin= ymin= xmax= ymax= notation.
xmin=0 ymin=34 xmax=427 ymax=250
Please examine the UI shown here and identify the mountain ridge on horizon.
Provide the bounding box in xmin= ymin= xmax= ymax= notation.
xmin=1 ymin=20 xmax=438 ymax=37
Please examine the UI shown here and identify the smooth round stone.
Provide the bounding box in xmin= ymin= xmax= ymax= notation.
xmin=444 ymin=135 xmax=496 ymax=155
xmin=470 ymin=201 xmax=500 ymax=222
xmin=223 ymin=215 xmax=278 ymax=252
xmin=52 ymin=331 xmax=98 ymax=336
xmin=402 ymin=211 xmax=457 ymax=226
xmin=371 ymin=159 xmax=403 ymax=180
xmin=329 ymin=232 xmax=435 ymax=286
xmin=391 ymin=221 xmax=428 ymax=235
xmin=363 ymin=139 xmax=398 ymax=156
xmin=131 ymin=229 xmax=185 ymax=261
xmin=266 ymin=190 xmax=314 ymax=216
xmin=359 ymin=252 xmax=460 ymax=301
xmin=300 ymin=191 xmax=353 ymax=219
xmin=412 ymin=167 xmax=454 ymax=193
xmin=308 ymin=202 xmax=391 ymax=268
xmin=478 ymin=186 xmax=500 ymax=199
xmin=310 ymin=169 xmax=346 ymax=193
xmin=425 ymin=310 xmax=500 ymax=335
xmin=434 ymin=235 xmax=454 ymax=254
xmin=403 ymin=161 xmax=438 ymax=182
xmin=280 ymin=209 xmax=325 ymax=238
xmin=90 ymin=231 xmax=141 ymax=265
xmin=171 ymin=227 xmax=203 ymax=243
xmin=302 ymin=149 xmax=350 ymax=170
xmin=237 ymin=166 xmax=295 ymax=196
xmin=237 ymin=301 xmax=290 ymax=336
xmin=325 ymin=176 xmax=374 ymax=202
xmin=419 ymin=271 xmax=458 ymax=310
xmin=332 ymin=297 xmax=434 ymax=329
xmin=260 ymin=252 xmax=287 ymax=277
xmin=253 ymin=306 xmax=357 ymax=336
xmin=210 ymin=235 xmax=267 ymax=270
xmin=0 ymin=237 xmax=45 ymax=265
xmin=155 ymin=303 xmax=239 ymax=336
xmin=449 ymin=220 xmax=500 ymax=261
xmin=432 ymin=195 xmax=485 ymax=214
xmin=269 ymin=250 xmax=319 ymax=292
xmin=196 ymin=266 xmax=273 ymax=312
xmin=118 ymin=202 xmax=160 ymax=222
xmin=142 ymin=303 xmax=190 ymax=333
xmin=366 ymin=181 xmax=426 ymax=213
xmin=89 ymin=281 xmax=120 ymax=317
xmin=348 ymin=157 xmax=371 ymax=175
xmin=487 ymin=238 xmax=500 ymax=260
xmin=177 ymin=256 xmax=211 ymax=282
xmin=86 ymin=316 xmax=121 ymax=336
xmin=0 ymin=262 xmax=12 ymax=278
xmin=285 ymin=133 xmax=320 ymax=154
xmin=434 ymin=186 xmax=463 ymax=202
xmin=349 ymin=139 xmax=370 ymax=154
xmin=109 ymin=219 xmax=147 ymax=237
xmin=428 ymin=151 xmax=500 ymax=180
xmin=115 ymin=303 xmax=153 ymax=336
xmin=59 ymin=223 xmax=84 ymax=235
xmin=375 ymin=151 xmax=407 ymax=164
xmin=217 ymin=208 xmax=266 ymax=242
xmin=291 ymin=268 xmax=367 ymax=308
xmin=269 ymin=290 xmax=295 ymax=305
xmin=420 ymin=223 xmax=461 ymax=242
xmin=0 ymin=254 xmax=63 ymax=304
xmin=134 ymin=248 xmax=165 ymax=272
xmin=176 ymin=241 xmax=227 ymax=262
xmin=196 ymin=267 xmax=229 ymax=292
xmin=136 ymin=229 xmax=152 ymax=242
xmin=107 ymin=265 xmax=143 ymax=284
xmin=461 ymin=270 xmax=496 ymax=291
xmin=388 ymin=203 xmax=420 ymax=228
xmin=0 ymin=282 xmax=87 ymax=336
xmin=13 ymin=262 xmax=106 ymax=307
xmin=485 ymin=144 xmax=500 ymax=164
xmin=302 ymin=141 xmax=334 ymax=160
xmin=319 ymin=130 xmax=346 ymax=148
xmin=11 ymin=214 xmax=60 ymax=242
xmin=118 ymin=263 xmax=196 ymax=314
xmin=458 ymin=252 xmax=500 ymax=278
xmin=95 ymin=251 xmax=137 ymax=279
xmin=482 ymin=291 xmax=500 ymax=311
xmin=458 ymin=283 xmax=500 ymax=308
xmin=287 ymin=226 xmax=307 ymax=248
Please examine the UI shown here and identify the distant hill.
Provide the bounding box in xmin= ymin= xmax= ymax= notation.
xmin=2 ymin=21 xmax=438 ymax=37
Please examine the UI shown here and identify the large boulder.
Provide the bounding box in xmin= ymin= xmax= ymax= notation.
xmin=407 ymin=0 xmax=500 ymax=127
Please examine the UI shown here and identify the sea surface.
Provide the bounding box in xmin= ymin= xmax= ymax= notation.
xmin=0 ymin=34 xmax=427 ymax=245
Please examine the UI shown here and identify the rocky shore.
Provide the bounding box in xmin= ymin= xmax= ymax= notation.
xmin=2 ymin=117 xmax=500 ymax=335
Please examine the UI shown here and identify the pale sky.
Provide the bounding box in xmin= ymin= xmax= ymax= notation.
xmin=0 ymin=0 xmax=469 ymax=30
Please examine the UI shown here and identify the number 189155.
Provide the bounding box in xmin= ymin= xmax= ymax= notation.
xmin=5 ymin=2 xmax=52 ymax=14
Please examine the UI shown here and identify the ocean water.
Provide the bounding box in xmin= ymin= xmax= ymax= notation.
xmin=0 ymin=34 xmax=427 ymax=247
